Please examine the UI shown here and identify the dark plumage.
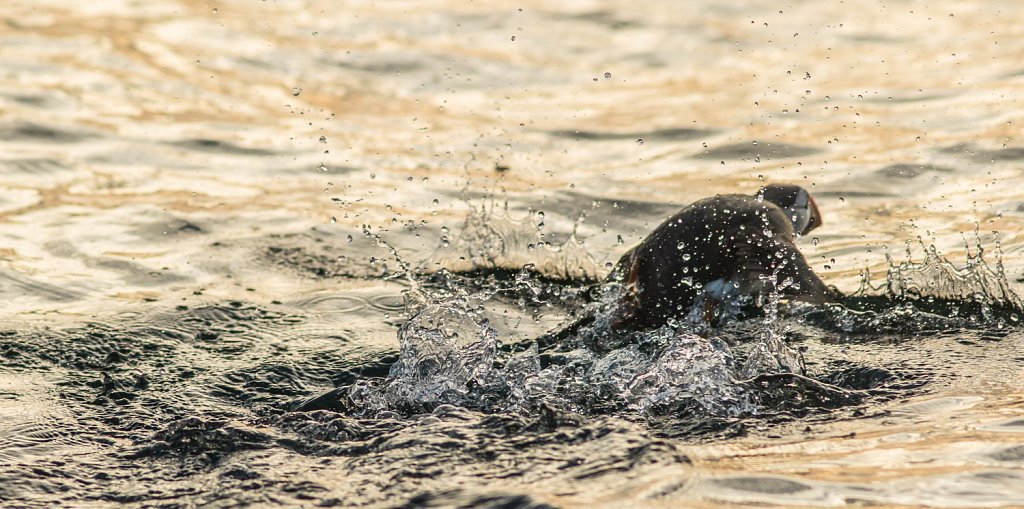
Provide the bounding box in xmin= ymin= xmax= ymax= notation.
xmin=607 ymin=184 xmax=833 ymax=330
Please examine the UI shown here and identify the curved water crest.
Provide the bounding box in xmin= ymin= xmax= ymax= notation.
xmin=840 ymin=240 xmax=1024 ymax=329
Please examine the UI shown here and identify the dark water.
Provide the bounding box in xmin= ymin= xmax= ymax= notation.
xmin=3 ymin=231 xmax=1023 ymax=507
xmin=4 ymin=0 xmax=1024 ymax=507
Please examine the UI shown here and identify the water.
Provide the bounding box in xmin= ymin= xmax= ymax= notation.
xmin=3 ymin=1 xmax=1024 ymax=507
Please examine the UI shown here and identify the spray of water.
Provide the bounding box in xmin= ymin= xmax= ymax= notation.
xmin=854 ymin=237 xmax=1024 ymax=322
xmin=340 ymin=210 xmax=1024 ymax=421
xmin=739 ymin=261 xmax=807 ymax=379
xmin=422 ymin=200 xmax=602 ymax=281
xmin=340 ymin=203 xmax=829 ymax=419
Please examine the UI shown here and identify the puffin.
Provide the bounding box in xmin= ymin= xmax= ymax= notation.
xmin=606 ymin=184 xmax=834 ymax=330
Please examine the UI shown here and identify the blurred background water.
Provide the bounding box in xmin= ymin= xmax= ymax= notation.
xmin=2 ymin=1 xmax=1024 ymax=507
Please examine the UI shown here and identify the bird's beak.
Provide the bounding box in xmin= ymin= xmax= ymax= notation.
xmin=805 ymin=195 xmax=823 ymax=234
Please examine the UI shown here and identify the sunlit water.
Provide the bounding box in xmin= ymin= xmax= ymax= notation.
xmin=2 ymin=1 xmax=1024 ymax=507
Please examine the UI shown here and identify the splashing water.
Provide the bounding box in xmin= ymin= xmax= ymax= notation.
xmin=348 ymin=268 xmax=760 ymax=418
xmin=341 ymin=205 xmax=839 ymax=419
xmin=740 ymin=264 xmax=808 ymax=379
xmin=889 ymin=242 xmax=1022 ymax=309
xmin=854 ymin=239 xmax=1024 ymax=323
xmin=423 ymin=201 xmax=602 ymax=280
xmin=385 ymin=295 xmax=497 ymax=409
xmin=342 ymin=218 xmax=1024 ymax=423
xmin=625 ymin=330 xmax=749 ymax=416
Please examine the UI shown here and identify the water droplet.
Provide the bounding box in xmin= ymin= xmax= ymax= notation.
xmin=346 ymin=235 xmax=353 ymax=243
xmin=432 ymin=198 xmax=439 ymax=205
xmin=319 ymin=136 xmax=327 ymax=143
xmin=811 ymin=237 xmax=819 ymax=245
xmin=677 ymin=241 xmax=686 ymax=250
xmin=616 ymin=235 xmax=624 ymax=245
xmin=635 ymin=138 xmax=644 ymax=145
xmin=329 ymin=217 xmax=337 ymax=224
xmin=292 ymin=87 xmax=302 ymax=96
xmin=604 ymin=72 xmax=612 ymax=78
xmin=317 ymin=163 xmax=327 ymax=172
xmin=681 ymin=253 xmax=691 ymax=261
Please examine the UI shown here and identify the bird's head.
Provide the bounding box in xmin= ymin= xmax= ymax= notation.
xmin=758 ymin=184 xmax=823 ymax=236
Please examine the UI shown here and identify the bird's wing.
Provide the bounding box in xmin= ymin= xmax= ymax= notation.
xmin=729 ymin=229 xmax=834 ymax=304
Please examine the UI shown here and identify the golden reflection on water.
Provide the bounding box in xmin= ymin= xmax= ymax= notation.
xmin=2 ymin=1 xmax=1024 ymax=507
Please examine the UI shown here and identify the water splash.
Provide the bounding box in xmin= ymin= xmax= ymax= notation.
xmin=624 ymin=330 xmax=749 ymax=416
xmin=854 ymin=238 xmax=1024 ymax=321
xmin=740 ymin=264 xmax=807 ymax=379
xmin=349 ymin=270 xmax=759 ymax=418
xmin=339 ymin=220 xmax=870 ymax=420
xmin=385 ymin=294 xmax=498 ymax=409
xmin=423 ymin=201 xmax=602 ymax=280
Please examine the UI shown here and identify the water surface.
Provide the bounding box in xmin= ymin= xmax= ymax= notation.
xmin=2 ymin=1 xmax=1024 ymax=507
